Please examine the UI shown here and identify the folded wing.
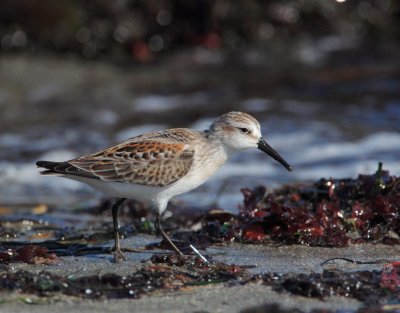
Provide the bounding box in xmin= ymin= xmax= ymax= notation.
xmin=38 ymin=139 xmax=195 ymax=187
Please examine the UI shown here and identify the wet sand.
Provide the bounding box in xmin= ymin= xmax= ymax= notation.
xmin=2 ymin=235 xmax=399 ymax=312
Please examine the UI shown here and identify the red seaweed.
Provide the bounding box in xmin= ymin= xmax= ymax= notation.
xmin=380 ymin=261 xmax=400 ymax=292
xmin=200 ymin=165 xmax=399 ymax=247
xmin=0 ymin=245 xmax=58 ymax=265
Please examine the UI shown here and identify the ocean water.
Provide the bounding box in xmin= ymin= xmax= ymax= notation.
xmin=0 ymin=55 xmax=399 ymax=212
xmin=0 ymin=94 xmax=399 ymax=212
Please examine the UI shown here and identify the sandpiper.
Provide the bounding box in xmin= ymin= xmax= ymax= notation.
xmin=37 ymin=111 xmax=292 ymax=262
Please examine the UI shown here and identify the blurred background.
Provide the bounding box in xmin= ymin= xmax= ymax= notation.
xmin=0 ymin=0 xmax=399 ymax=211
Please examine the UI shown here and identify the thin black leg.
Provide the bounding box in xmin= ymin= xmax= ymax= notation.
xmin=112 ymin=198 xmax=127 ymax=262
xmin=155 ymin=213 xmax=184 ymax=256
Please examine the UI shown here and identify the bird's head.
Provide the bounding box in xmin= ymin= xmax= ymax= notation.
xmin=209 ymin=111 xmax=292 ymax=171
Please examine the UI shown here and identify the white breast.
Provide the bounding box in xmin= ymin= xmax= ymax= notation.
xmin=154 ymin=141 xmax=229 ymax=209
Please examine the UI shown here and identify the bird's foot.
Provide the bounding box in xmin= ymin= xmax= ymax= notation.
xmin=112 ymin=247 xmax=127 ymax=263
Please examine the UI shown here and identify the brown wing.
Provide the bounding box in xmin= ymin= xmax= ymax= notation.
xmin=68 ymin=140 xmax=194 ymax=187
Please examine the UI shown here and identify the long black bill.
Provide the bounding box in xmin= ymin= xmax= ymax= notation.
xmin=258 ymin=138 xmax=293 ymax=172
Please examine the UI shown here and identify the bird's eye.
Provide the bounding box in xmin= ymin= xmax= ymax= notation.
xmin=239 ymin=127 xmax=250 ymax=134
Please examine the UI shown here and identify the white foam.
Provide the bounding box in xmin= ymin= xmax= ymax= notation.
xmin=38 ymin=149 xmax=77 ymax=162
xmin=294 ymin=132 xmax=400 ymax=164
xmin=133 ymin=93 xmax=209 ymax=113
xmin=0 ymin=161 xmax=80 ymax=189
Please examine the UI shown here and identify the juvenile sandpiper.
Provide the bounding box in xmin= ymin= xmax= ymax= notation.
xmin=37 ymin=111 xmax=292 ymax=262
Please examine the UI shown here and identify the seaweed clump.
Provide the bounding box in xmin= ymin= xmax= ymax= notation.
xmin=0 ymin=245 xmax=58 ymax=265
xmin=0 ymin=257 xmax=248 ymax=299
xmin=259 ymin=263 xmax=400 ymax=306
xmin=202 ymin=164 xmax=400 ymax=247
